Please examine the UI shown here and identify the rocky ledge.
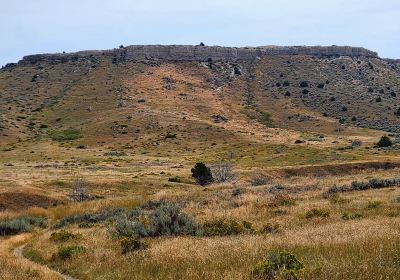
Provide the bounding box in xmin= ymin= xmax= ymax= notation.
xmin=18 ymin=45 xmax=379 ymax=65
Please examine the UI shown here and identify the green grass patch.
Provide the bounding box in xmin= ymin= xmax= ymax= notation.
xmin=49 ymin=128 xmax=82 ymax=141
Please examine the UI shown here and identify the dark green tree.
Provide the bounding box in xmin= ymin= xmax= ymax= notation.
xmin=376 ymin=136 xmax=393 ymax=148
xmin=191 ymin=162 xmax=213 ymax=186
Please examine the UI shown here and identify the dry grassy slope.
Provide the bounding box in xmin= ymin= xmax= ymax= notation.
xmin=0 ymin=53 xmax=398 ymax=157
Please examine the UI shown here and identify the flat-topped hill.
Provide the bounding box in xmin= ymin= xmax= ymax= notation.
xmin=1 ymin=44 xmax=399 ymax=157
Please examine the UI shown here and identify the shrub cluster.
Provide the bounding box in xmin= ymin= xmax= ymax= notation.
xmin=376 ymin=136 xmax=393 ymax=148
xmin=120 ymin=236 xmax=148 ymax=254
xmin=342 ymin=212 xmax=363 ymax=220
xmin=250 ymin=174 xmax=271 ymax=186
xmin=49 ymin=128 xmax=81 ymax=141
xmin=50 ymin=230 xmax=82 ymax=242
xmin=260 ymin=223 xmax=281 ymax=234
xmin=114 ymin=200 xmax=199 ymax=238
xmin=305 ymin=208 xmax=330 ymax=219
xmin=201 ymin=218 xmax=254 ymax=236
xmin=0 ymin=216 xmax=47 ymax=236
xmin=251 ymin=251 xmax=304 ymax=280
xmin=168 ymin=176 xmax=182 ymax=183
xmin=57 ymin=245 xmax=87 ymax=260
xmin=55 ymin=207 xmax=134 ymax=228
xmin=326 ymin=177 xmax=400 ymax=195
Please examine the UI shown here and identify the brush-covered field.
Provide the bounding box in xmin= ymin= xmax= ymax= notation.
xmin=1 ymin=153 xmax=400 ymax=280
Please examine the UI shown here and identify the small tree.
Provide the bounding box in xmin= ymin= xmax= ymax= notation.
xmin=376 ymin=136 xmax=393 ymax=148
xmin=191 ymin=162 xmax=213 ymax=186
xmin=69 ymin=177 xmax=91 ymax=202
xmin=211 ymin=163 xmax=235 ymax=183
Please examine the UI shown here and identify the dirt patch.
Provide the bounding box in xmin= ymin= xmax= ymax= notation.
xmin=0 ymin=192 xmax=64 ymax=211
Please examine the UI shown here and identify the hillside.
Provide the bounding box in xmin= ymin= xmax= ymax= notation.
xmin=1 ymin=45 xmax=399 ymax=144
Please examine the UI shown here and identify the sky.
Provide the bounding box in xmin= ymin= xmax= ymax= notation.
xmin=1 ymin=0 xmax=400 ymax=66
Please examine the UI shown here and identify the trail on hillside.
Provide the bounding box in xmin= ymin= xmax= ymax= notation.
xmin=0 ymin=233 xmax=78 ymax=280
xmin=14 ymin=243 xmax=79 ymax=280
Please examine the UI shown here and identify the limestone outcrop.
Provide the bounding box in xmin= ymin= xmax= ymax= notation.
xmin=18 ymin=45 xmax=379 ymax=65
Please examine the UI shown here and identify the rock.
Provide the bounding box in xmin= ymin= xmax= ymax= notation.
xmin=18 ymin=45 xmax=379 ymax=65
xmin=212 ymin=114 xmax=229 ymax=123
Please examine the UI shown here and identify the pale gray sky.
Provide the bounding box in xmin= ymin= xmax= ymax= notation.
xmin=1 ymin=0 xmax=399 ymax=66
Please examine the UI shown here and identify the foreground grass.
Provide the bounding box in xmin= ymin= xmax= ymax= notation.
xmin=23 ymin=218 xmax=400 ymax=280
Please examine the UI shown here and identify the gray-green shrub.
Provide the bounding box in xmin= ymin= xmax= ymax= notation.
xmin=0 ymin=216 xmax=47 ymax=236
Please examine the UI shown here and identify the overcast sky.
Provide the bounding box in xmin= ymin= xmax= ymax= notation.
xmin=1 ymin=0 xmax=399 ymax=66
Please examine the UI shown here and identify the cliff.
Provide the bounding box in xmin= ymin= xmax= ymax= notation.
xmin=18 ymin=45 xmax=379 ymax=65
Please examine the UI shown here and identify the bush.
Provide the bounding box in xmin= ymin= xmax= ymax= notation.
xmin=50 ymin=230 xmax=81 ymax=242
xmin=251 ymin=251 xmax=304 ymax=280
xmin=0 ymin=216 xmax=47 ymax=236
xmin=376 ymin=136 xmax=393 ymax=147
xmin=165 ymin=132 xmax=177 ymax=139
xmin=201 ymin=218 xmax=254 ymax=236
xmin=115 ymin=200 xmax=198 ymax=238
xmin=168 ymin=176 xmax=182 ymax=183
xmin=299 ymin=81 xmax=309 ymax=88
xmin=251 ymin=174 xmax=271 ymax=186
xmin=271 ymin=194 xmax=296 ymax=207
xmin=49 ymin=129 xmax=81 ymax=141
xmin=342 ymin=212 xmax=363 ymax=220
xmin=69 ymin=177 xmax=91 ymax=202
xmin=210 ymin=163 xmax=235 ymax=183
xmin=395 ymin=107 xmax=400 ymax=116
xmin=325 ymin=177 xmax=400 ymax=195
xmin=232 ymin=187 xmax=244 ymax=196
xmin=260 ymin=223 xmax=281 ymax=234
xmin=191 ymin=162 xmax=213 ymax=186
xmin=305 ymin=208 xmax=330 ymax=219
xmin=366 ymin=200 xmax=382 ymax=209
xmin=57 ymin=245 xmax=87 ymax=260
xmin=55 ymin=207 xmax=134 ymax=228
xmin=351 ymin=139 xmax=363 ymax=147
xmin=120 ymin=236 xmax=148 ymax=254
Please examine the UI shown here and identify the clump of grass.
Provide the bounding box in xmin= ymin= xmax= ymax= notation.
xmin=251 ymin=251 xmax=304 ymax=280
xmin=342 ymin=212 xmax=363 ymax=220
xmin=270 ymin=194 xmax=296 ymax=207
xmin=120 ymin=236 xmax=148 ymax=254
xmin=49 ymin=128 xmax=82 ymax=141
xmin=50 ymin=230 xmax=82 ymax=242
xmin=327 ymin=193 xmax=350 ymax=204
xmin=168 ymin=176 xmax=182 ymax=183
xmin=49 ymin=180 xmax=66 ymax=187
xmin=250 ymin=174 xmax=272 ymax=186
xmin=23 ymin=246 xmax=45 ymax=264
xmin=260 ymin=223 xmax=281 ymax=234
xmin=201 ymin=218 xmax=254 ymax=236
xmin=57 ymin=245 xmax=87 ymax=260
xmin=305 ymin=208 xmax=330 ymax=219
xmin=0 ymin=216 xmax=47 ymax=236
xmin=366 ymin=200 xmax=383 ymax=209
